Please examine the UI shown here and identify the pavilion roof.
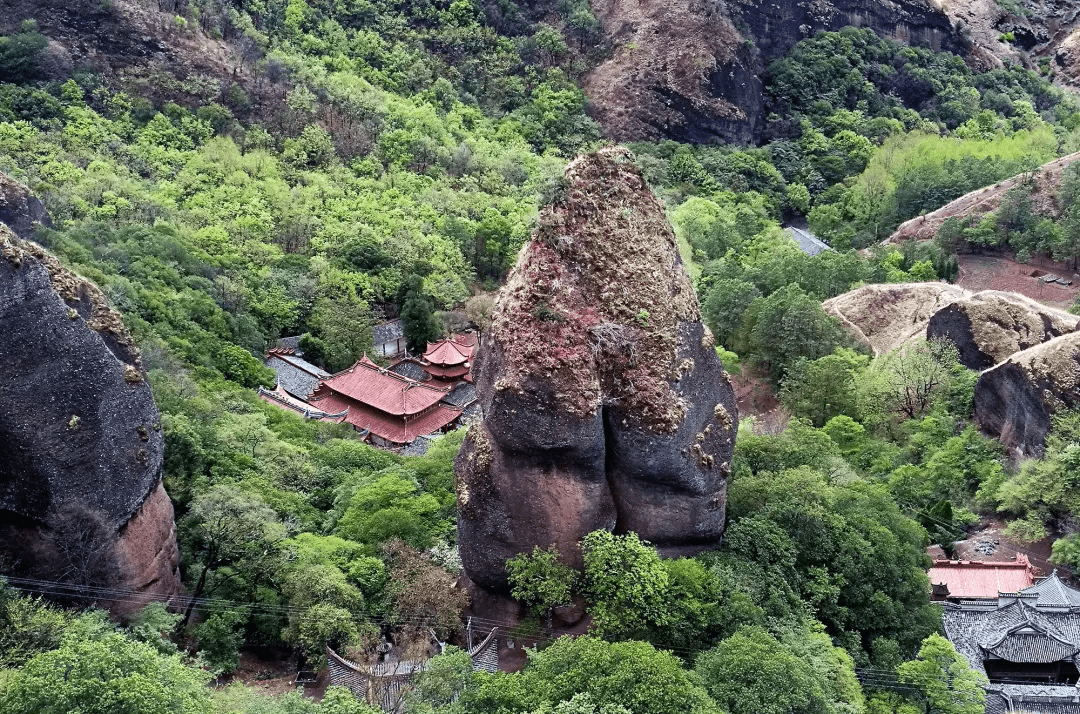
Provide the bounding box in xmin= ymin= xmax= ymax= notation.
xmin=423 ymin=336 xmax=473 ymax=367
xmin=311 ymin=355 xmax=450 ymax=416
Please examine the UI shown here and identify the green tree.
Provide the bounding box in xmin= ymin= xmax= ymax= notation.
xmin=401 ymin=278 xmax=443 ymax=355
xmin=897 ymin=634 xmax=986 ymax=714
xmin=581 ymin=531 xmax=671 ymax=639
xmin=746 ymin=284 xmax=847 ymax=382
xmin=462 ymin=636 xmax=720 ymax=714
xmin=0 ymin=633 xmax=212 ymax=714
xmin=507 ymin=545 xmax=578 ymax=624
xmin=779 ymin=348 xmax=869 ymax=427
xmin=695 ymin=625 xmax=848 ymax=714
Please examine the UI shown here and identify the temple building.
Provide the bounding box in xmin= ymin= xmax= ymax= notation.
xmin=943 ymin=570 xmax=1080 ymax=713
xmin=420 ymin=333 xmax=476 ymax=382
xmin=930 ymin=555 xmax=1038 ymax=602
xmin=307 ymin=356 xmax=462 ymax=447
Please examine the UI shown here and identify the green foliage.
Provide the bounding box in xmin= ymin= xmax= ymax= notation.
xmin=0 ymin=580 xmax=72 ymax=668
xmin=0 ymin=21 xmax=47 ymax=84
xmin=507 ymin=546 xmax=577 ymax=620
xmin=744 ymin=283 xmax=849 ymax=382
xmin=0 ymin=632 xmax=212 ymax=714
xmin=580 ymin=531 xmax=671 ymax=639
xmin=461 ymin=636 xmax=721 ymax=714
xmin=723 ymin=467 xmax=939 ymax=660
xmin=896 ymin=634 xmax=986 ymax=714
xmin=695 ymin=625 xmax=863 ymax=714
xmin=780 ymin=347 xmax=869 ymax=427
xmin=195 ymin=610 xmax=246 ymax=675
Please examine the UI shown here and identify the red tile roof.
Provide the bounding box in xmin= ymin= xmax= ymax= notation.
xmin=423 ymin=337 xmax=473 ymax=367
xmin=307 ymin=390 xmax=460 ymax=444
xmin=928 ymin=555 xmax=1036 ymax=600
xmin=423 ymin=363 xmax=470 ymax=379
xmin=311 ymin=356 xmax=450 ymax=416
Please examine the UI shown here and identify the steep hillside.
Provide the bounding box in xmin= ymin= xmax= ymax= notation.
xmin=582 ymin=0 xmax=963 ymax=144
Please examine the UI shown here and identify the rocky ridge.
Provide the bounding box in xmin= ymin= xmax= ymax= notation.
xmin=827 ymin=281 xmax=1080 ymax=456
xmin=455 ymin=147 xmax=738 ymax=602
xmin=0 ymin=224 xmax=181 ymax=611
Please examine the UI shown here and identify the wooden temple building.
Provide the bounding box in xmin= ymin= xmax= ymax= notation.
xmin=261 ymin=333 xmax=480 ymax=451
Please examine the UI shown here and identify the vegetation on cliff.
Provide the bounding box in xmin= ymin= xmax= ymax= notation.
xmin=4 ymin=4 xmax=1080 ymax=714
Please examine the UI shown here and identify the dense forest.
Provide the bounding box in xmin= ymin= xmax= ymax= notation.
xmin=3 ymin=2 xmax=1080 ymax=713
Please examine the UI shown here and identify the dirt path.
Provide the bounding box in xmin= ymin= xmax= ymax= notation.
xmin=955 ymin=254 xmax=1080 ymax=310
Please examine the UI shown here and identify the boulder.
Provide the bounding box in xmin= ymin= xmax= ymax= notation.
xmin=975 ymin=332 xmax=1080 ymax=458
xmin=0 ymin=171 xmax=51 ymax=239
xmin=0 ymin=225 xmax=180 ymax=611
xmin=823 ymin=282 xmax=969 ymax=356
xmin=927 ymin=290 xmax=1079 ymax=370
xmin=455 ymin=147 xmax=738 ymax=596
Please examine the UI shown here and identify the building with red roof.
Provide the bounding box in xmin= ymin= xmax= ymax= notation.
xmin=929 ymin=554 xmax=1038 ymax=602
xmin=307 ymin=356 xmax=463 ymax=447
xmin=421 ymin=333 xmax=475 ymax=381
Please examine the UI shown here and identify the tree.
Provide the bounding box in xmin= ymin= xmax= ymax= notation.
xmin=0 ymin=633 xmax=212 ymax=714
xmin=507 ymin=545 xmax=577 ymax=624
xmin=702 ymin=279 xmax=760 ymax=349
xmin=384 ymin=541 xmax=470 ymax=639
xmin=312 ymin=297 xmax=375 ymax=372
xmin=180 ymin=486 xmax=286 ymax=625
xmin=695 ymin=626 xmax=839 ymax=714
xmin=462 ymin=636 xmax=720 ymax=714
xmin=581 ymin=531 xmax=671 ymax=639
xmin=779 ymin=348 xmax=868 ymax=427
xmin=465 ymin=293 xmax=496 ymax=345
xmin=897 ymin=634 xmax=986 ymax=714
xmin=746 ymin=284 xmax=847 ymax=382
xmin=859 ymin=339 xmax=960 ymax=420
xmin=401 ymin=278 xmax=443 ymax=355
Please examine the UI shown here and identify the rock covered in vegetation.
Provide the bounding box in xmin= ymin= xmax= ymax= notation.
xmin=583 ymin=0 xmax=961 ymax=144
xmin=927 ymin=290 xmax=1079 ymax=370
xmin=823 ymin=282 xmax=969 ymax=356
xmin=0 ymin=225 xmax=180 ymax=609
xmin=975 ymin=332 xmax=1080 ymax=458
xmin=0 ymin=170 xmax=51 ymax=239
xmin=455 ymin=147 xmax=738 ymax=595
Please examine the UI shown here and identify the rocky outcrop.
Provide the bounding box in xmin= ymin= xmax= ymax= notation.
xmin=582 ymin=0 xmax=962 ymax=144
xmin=0 ymin=225 xmax=180 ymax=611
xmin=455 ymin=147 xmax=738 ymax=598
xmin=975 ymin=332 xmax=1080 ymax=457
xmin=927 ymin=290 xmax=1079 ymax=370
xmin=823 ymin=282 xmax=969 ymax=356
xmin=0 ymin=171 xmax=51 ymax=239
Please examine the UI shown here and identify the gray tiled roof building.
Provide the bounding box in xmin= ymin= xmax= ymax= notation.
xmin=266 ymin=351 xmax=329 ymax=400
xmin=943 ymin=571 xmax=1080 ymax=713
xmin=785 ymin=227 xmax=831 ymax=256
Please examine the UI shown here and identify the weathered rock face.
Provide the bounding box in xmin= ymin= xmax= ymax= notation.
xmin=975 ymin=332 xmax=1080 ymax=457
xmin=927 ymin=291 xmax=1079 ymax=370
xmin=455 ymin=147 xmax=738 ymax=595
xmin=0 ymin=171 xmax=51 ymax=240
xmin=0 ymin=225 xmax=181 ymax=610
xmin=823 ymin=282 xmax=969 ymax=356
xmin=581 ymin=0 xmax=962 ymax=144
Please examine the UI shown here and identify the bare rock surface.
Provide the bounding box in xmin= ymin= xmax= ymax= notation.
xmin=454 ymin=147 xmax=738 ymax=596
xmin=927 ymin=290 xmax=1079 ymax=370
xmin=0 ymin=225 xmax=180 ymax=608
xmin=823 ymin=282 xmax=969 ymax=356
xmin=975 ymin=332 xmax=1080 ymax=457
xmin=0 ymin=171 xmax=51 ymax=240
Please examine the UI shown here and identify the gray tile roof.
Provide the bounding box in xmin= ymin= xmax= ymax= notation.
xmin=1021 ymin=573 xmax=1080 ymax=608
xmin=389 ymin=358 xmax=429 ymax=382
xmin=785 ymin=227 xmax=831 ymax=256
xmin=441 ymin=382 xmax=477 ymax=409
xmin=266 ymin=353 xmax=329 ymax=400
xmin=277 ymin=335 xmax=303 ymax=352
xmin=374 ymin=319 xmax=404 ymax=345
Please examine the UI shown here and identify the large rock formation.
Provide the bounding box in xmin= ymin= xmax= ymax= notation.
xmin=455 ymin=147 xmax=738 ymax=599
xmin=975 ymin=332 xmax=1080 ymax=457
xmin=823 ymin=282 xmax=968 ymax=356
xmin=0 ymin=172 xmax=51 ymax=240
xmin=581 ymin=0 xmax=963 ymax=144
xmin=927 ymin=291 xmax=1079 ymax=370
xmin=0 ymin=225 xmax=181 ymax=611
